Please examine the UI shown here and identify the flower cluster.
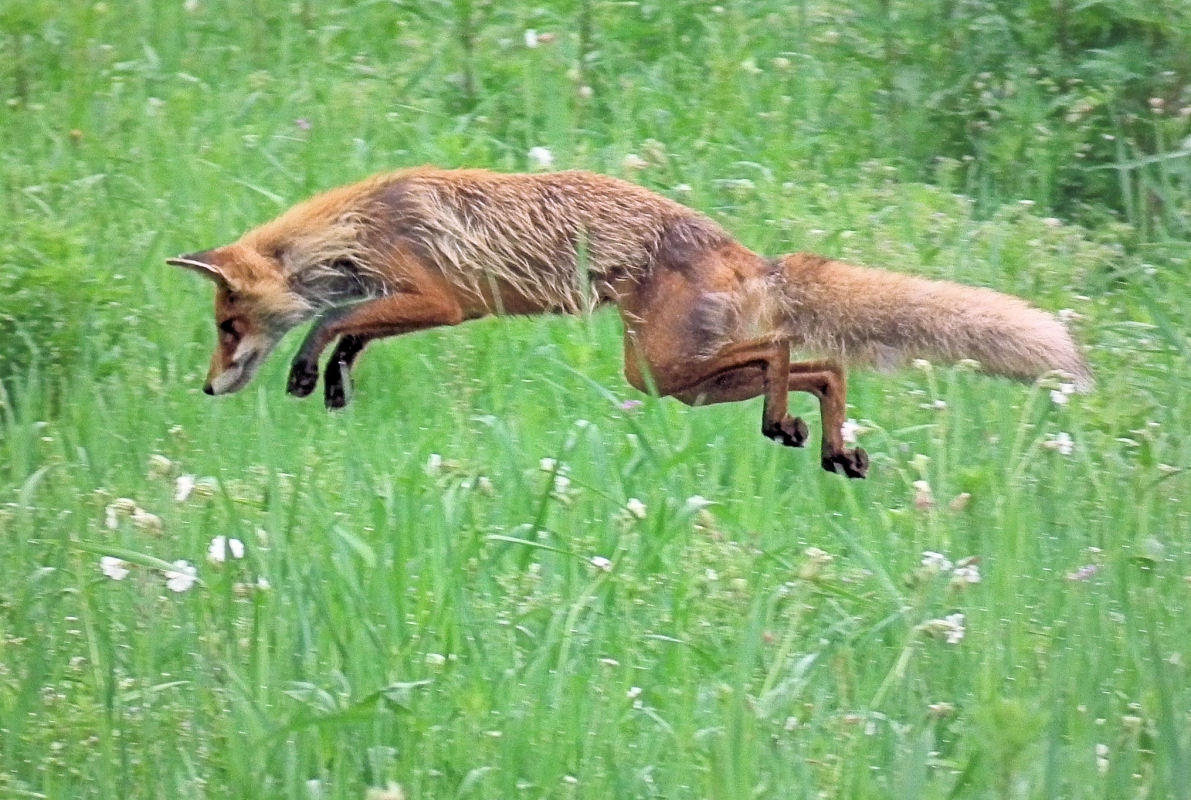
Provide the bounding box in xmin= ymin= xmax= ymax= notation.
xmin=919 ymin=550 xmax=983 ymax=589
xmin=99 ymin=535 xmax=252 ymax=594
xmin=104 ymin=498 xmax=162 ymax=534
xmin=919 ymin=613 xmax=967 ymax=644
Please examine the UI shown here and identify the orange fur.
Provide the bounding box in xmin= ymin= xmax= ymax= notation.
xmin=168 ymin=167 xmax=1092 ymax=478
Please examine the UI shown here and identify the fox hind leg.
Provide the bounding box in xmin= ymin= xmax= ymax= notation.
xmin=758 ymin=340 xmax=810 ymax=449
xmin=626 ymin=334 xmax=867 ymax=478
xmin=784 ymin=361 xmax=868 ymax=478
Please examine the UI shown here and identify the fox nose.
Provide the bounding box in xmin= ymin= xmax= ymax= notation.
xmin=202 ymin=383 xmax=215 ymax=395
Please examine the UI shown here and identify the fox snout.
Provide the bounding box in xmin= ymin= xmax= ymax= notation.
xmin=202 ymin=332 xmax=279 ymax=396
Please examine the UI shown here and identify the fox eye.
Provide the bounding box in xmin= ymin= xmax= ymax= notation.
xmin=219 ymin=319 xmax=238 ymax=336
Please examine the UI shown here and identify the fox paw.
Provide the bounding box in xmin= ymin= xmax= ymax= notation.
xmin=763 ymin=415 xmax=809 ymax=448
xmin=323 ymin=361 xmax=353 ymax=410
xmin=821 ymin=447 xmax=869 ymax=479
xmin=287 ymin=359 xmax=319 ymax=398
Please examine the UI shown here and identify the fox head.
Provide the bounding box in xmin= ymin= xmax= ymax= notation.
xmin=168 ymin=244 xmax=312 ymax=395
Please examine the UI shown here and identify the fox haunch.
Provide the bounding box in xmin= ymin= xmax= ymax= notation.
xmin=168 ymin=167 xmax=1093 ymax=478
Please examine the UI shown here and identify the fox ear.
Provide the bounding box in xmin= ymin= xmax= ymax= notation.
xmin=167 ymin=252 xmax=234 ymax=290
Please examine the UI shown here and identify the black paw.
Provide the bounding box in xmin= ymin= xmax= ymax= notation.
xmin=323 ymin=360 xmax=352 ymax=410
xmin=763 ymin=415 xmax=809 ymax=448
xmin=287 ymin=359 xmax=319 ymax=397
xmin=821 ymin=447 xmax=869 ymax=479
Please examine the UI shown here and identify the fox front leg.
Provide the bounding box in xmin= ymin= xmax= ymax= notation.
xmin=288 ymin=306 xmax=374 ymax=404
xmin=287 ymin=307 xmax=351 ymax=399
xmin=288 ymin=288 xmax=467 ymax=407
xmin=322 ymin=335 xmax=369 ymax=409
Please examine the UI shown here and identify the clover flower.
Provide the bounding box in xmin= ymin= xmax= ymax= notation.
xmin=174 ymin=474 xmax=197 ymax=502
xmin=950 ymin=558 xmax=982 ymax=587
xmin=920 ymin=613 xmax=966 ymax=644
xmin=1043 ymin=431 xmax=1075 ymax=456
xmin=100 ymin=556 xmax=130 ymax=581
xmin=164 ymin=560 xmax=198 ymax=593
xmin=207 ymin=536 xmax=245 ymax=564
xmin=921 ymin=551 xmax=954 ymax=573
xmin=1050 ymin=382 xmax=1076 ymax=406
xmin=528 ymin=146 xmax=554 ymax=170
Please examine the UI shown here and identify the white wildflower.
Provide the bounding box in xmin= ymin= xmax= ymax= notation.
xmin=100 ymin=556 xmax=130 ymax=581
xmin=624 ymin=498 xmax=647 ymax=520
xmin=921 ymin=551 xmax=954 ymax=574
xmin=799 ymin=546 xmax=834 ymax=580
xmin=147 ymin=453 xmax=173 ymax=479
xmin=192 ymin=477 xmax=220 ymax=497
xmin=105 ymin=497 xmax=138 ymax=529
xmin=622 ymin=153 xmax=648 ymax=171
xmin=207 ymin=535 xmax=245 ymax=564
xmin=524 ymin=29 xmax=539 ymax=48
xmin=233 ymin=576 xmax=272 ymax=595
xmin=130 ymin=508 xmax=163 ymax=535
xmin=174 ymin=474 xmax=197 ymax=502
xmin=921 ymin=612 xmax=966 ymax=644
xmin=942 ymin=613 xmax=966 ymax=644
xmin=951 ymin=558 xmax=982 ymax=587
xmin=804 ymin=546 xmax=833 ymax=564
xmin=1050 ymin=382 xmax=1075 ymax=406
xmin=590 ymin=555 xmax=612 ymax=572
xmin=1043 ymin=431 xmax=1075 ymax=456
xmin=840 ymin=418 xmax=861 ymax=444
xmin=163 ymin=560 xmax=198 ymax=593
xmin=913 ymin=480 xmax=935 ymax=510
xmin=528 ymin=146 xmax=554 ymax=169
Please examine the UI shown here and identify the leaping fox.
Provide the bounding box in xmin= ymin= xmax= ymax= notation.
xmin=168 ymin=167 xmax=1092 ymax=478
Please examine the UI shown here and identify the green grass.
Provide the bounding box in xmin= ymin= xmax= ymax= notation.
xmin=3 ymin=1 xmax=1191 ymax=798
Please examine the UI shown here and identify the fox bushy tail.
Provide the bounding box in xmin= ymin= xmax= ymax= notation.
xmin=779 ymin=254 xmax=1093 ymax=390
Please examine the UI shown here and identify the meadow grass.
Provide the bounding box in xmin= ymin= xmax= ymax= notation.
xmin=3 ymin=1 xmax=1191 ymax=798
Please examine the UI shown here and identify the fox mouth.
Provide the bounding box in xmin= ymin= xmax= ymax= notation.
xmin=204 ymin=350 xmax=263 ymax=395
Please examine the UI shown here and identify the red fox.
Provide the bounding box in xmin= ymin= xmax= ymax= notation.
xmin=168 ymin=167 xmax=1092 ymax=478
